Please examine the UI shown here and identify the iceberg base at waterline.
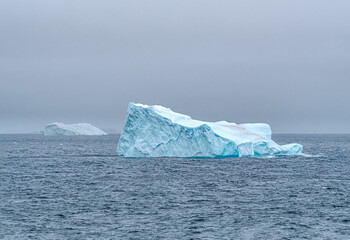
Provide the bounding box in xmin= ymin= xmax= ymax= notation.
xmin=117 ymin=103 xmax=303 ymax=158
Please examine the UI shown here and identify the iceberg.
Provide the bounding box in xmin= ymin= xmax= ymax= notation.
xmin=117 ymin=103 xmax=303 ymax=158
xmin=44 ymin=122 xmax=107 ymax=136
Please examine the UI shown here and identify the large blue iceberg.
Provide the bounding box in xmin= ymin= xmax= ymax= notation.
xmin=117 ymin=103 xmax=303 ymax=158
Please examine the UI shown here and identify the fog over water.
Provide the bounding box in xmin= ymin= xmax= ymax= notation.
xmin=1 ymin=0 xmax=349 ymax=133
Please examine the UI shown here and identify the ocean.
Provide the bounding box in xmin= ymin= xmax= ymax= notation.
xmin=0 ymin=134 xmax=349 ymax=239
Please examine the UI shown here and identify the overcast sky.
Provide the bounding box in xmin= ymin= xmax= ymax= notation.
xmin=1 ymin=0 xmax=349 ymax=133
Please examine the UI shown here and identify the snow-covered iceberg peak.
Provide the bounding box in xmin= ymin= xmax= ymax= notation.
xmin=117 ymin=103 xmax=303 ymax=158
xmin=44 ymin=122 xmax=107 ymax=136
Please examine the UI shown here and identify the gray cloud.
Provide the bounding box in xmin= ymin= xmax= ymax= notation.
xmin=1 ymin=0 xmax=349 ymax=133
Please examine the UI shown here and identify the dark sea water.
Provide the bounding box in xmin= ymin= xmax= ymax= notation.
xmin=0 ymin=134 xmax=350 ymax=239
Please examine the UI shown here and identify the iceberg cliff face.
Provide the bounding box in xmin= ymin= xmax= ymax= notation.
xmin=44 ymin=122 xmax=107 ymax=136
xmin=117 ymin=103 xmax=302 ymax=158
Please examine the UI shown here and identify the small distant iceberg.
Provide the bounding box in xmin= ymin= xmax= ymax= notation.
xmin=44 ymin=122 xmax=107 ymax=136
xmin=117 ymin=103 xmax=303 ymax=158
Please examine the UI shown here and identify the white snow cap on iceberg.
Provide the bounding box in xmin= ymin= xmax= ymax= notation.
xmin=44 ymin=122 xmax=107 ymax=136
xmin=117 ymin=103 xmax=303 ymax=158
